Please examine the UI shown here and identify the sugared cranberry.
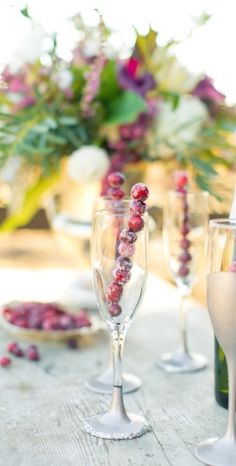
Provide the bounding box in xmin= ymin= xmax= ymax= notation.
xmin=119 ymin=229 xmax=137 ymax=244
xmin=113 ymin=267 xmax=131 ymax=284
xmin=26 ymin=345 xmax=40 ymax=361
xmin=130 ymin=200 xmax=146 ymax=216
xmin=42 ymin=317 xmax=60 ymax=331
xmin=59 ymin=315 xmax=73 ymax=330
xmin=178 ymin=264 xmax=190 ymax=277
xmin=118 ymin=242 xmax=135 ymax=257
xmin=128 ymin=215 xmax=144 ymax=232
xmin=0 ymin=356 xmax=11 ymax=367
xmin=3 ymin=302 xmax=92 ymax=332
xmin=181 ymin=224 xmax=190 ymax=236
xmin=131 ymin=183 xmax=149 ymax=201
xmin=180 ymin=238 xmax=191 ymax=249
xmin=183 ymin=214 xmax=189 ymax=223
xmin=105 ymin=281 xmax=123 ymax=303
xmin=174 ymin=171 xmax=189 ymax=190
xmin=179 ymin=251 xmax=192 ymax=262
xmin=229 ymin=261 xmax=236 ymax=272
xmin=7 ymin=342 xmax=24 ymax=357
xmin=14 ymin=318 xmax=28 ymax=328
xmin=107 ymin=187 xmax=124 ymax=200
xmin=108 ymin=303 xmax=122 ymax=317
xmin=67 ymin=338 xmax=78 ymax=349
xmin=177 ymin=187 xmax=187 ymax=195
xmin=107 ymin=172 xmax=125 ymax=187
xmin=116 ymin=256 xmax=132 ymax=270
xmin=74 ymin=310 xmax=92 ymax=328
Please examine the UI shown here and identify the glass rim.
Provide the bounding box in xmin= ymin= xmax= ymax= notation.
xmin=209 ymin=218 xmax=236 ymax=229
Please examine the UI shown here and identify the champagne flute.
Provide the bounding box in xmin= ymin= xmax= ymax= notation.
xmin=195 ymin=218 xmax=236 ymax=465
xmin=85 ymin=198 xmax=141 ymax=394
xmin=157 ymin=190 xmax=208 ymax=372
xmin=84 ymin=205 xmax=149 ymax=439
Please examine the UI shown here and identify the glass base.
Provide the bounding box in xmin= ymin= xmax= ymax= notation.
xmin=84 ymin=411 xmax=149 ymax=440
xmin=195 ymin=437 xmax=236 ymax=466
xmin=157 ymin=348 xmax=208 ymax=373
xmin=85 ymin=368 xmax=142 ymax=394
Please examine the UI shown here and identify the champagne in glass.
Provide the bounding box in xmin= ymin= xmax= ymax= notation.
xmin=195 ymin=219 xmax=236 ymax=465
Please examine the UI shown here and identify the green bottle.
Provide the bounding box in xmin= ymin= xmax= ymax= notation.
xmin=215 ymin=338 xmax=228 ymax=408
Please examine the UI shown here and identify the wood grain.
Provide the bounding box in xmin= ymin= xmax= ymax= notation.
xmin=0 ymin=272 xmax=226 ymax=466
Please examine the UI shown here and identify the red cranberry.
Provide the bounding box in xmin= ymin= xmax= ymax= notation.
xmin=107 ymin=187 xmax=124 ymax=200
xmin=181 ymin=224 xmax=190 ymax=236
xmin=183 ymin=214 xmax=189 ymax=223
xmin=107 ymin=172 xmax=125 ymax=187
xmin=108 ymin=303 xmax=122 ymax=317
xmin=229 ymin=261 xmax=236 ymax=272
xmin=119 ymin=229 xmax=137 ymax=244
xmin=118 ymin=242 xmax=135 ymax=257
xmin=130 ymin=200 xmax=146 ymax=216
xmin=58 ymin=315 xmax=73 ymax=330
xmin=0 ymin=356 xmax=11 ymax=367
xmin=74 ymin=310 xmax=92 ymax=328
xmin=174 ymin=171 xmax=189 ymax=190
xmin=116 ymin=256 xmax=132 ymax=270
xmin=180 ymin=238 xmax=191 ymax=249
xmin=26 ymin=345 xmax=40 ymax=361
xmin=179 ymin=251 xmax=192 ymax=262
xmin=105 ymin=281 xmax=123 ymax=303
xmin=113 ymin=268 xmax=131 ymax=284
xmin=7 ymin=342 xmax=24 ymax=357
xmin=67 ymin=338 xmax=78 ymax=349
xmin=14 ymin=318 xmax=29 ymax=328
xmin=131 ymin=183 xmax=149 ymax=201
xmin=128 ymin=215 xmax=144 ymax=232
xmin=28 ymin=317 xmax=42 ymax=329
xmin=42 ymin=317 xmax=59 ymax=331
xmin=177 ymin=187 xmax=187 ymax=195
xmin=178 ymin=264 xmax=190 ymax=277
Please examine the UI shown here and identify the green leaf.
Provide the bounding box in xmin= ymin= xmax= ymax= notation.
xmin=134 ymin=28 xmax=158 ymax=59
xmin=161 ymin=91 xmax=180 ymax=110
xmin=0 ymin=172 xmax=59 ymax=232
xmin=20 ymin=7 xmax=31 ymax=19
xmin=191 ymin=156 xmax=218 ymax=176
xmin=98 ymin=60 xmax=120 ymax=102
xmin=58 ymin=117 xmax=78 ymax=126
xmin=105 ymin=91 xmax=147 ymax=125
xmin=195 ymin=174 xmax=222 ymax=201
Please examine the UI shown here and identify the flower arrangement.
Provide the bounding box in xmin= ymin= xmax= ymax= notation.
xmin=0 ymin=9 xmax=235 ymax=229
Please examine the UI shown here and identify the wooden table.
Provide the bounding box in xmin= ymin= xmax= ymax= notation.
xmin=0 ymin=266 xmax=228 ymax=466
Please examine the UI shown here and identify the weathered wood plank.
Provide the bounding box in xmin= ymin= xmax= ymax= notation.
xmin=0 ymin=273 xmax=226 ymax=466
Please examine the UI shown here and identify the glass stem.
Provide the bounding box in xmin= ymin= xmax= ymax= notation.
xmin=107 ymin=335 xmax=113 ymax=372
xmin=108 ymin=323 xmax=129 ymax=420
xmin=224 ymin=356 xmax=236 ymax=441
xmin=179 ymin=294 xmax=189 ymax=355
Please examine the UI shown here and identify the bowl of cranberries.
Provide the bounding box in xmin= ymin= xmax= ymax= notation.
xmin=0 ymin=301 xmax=102 ymax=341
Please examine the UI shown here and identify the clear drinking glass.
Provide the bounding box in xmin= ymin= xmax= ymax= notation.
xmin=85 ymin=198 xmax=141 ymax=394
xmin=157 ymin=190 xmax=208 ymax=372
xmin=195 ymin=219 xmax=236 ymax=466
xmin=84 ymin=206 xmax=149 ymax=439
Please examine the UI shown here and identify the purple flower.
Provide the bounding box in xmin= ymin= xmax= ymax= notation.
xmin=192 ymin=76 xmax=225 ymax=115
xmin=118 ymin=60 xmax=155 ymax=97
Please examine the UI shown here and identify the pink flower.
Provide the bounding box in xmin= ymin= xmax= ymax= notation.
xmin=13 ymin=96 xmax=36 ymax=112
